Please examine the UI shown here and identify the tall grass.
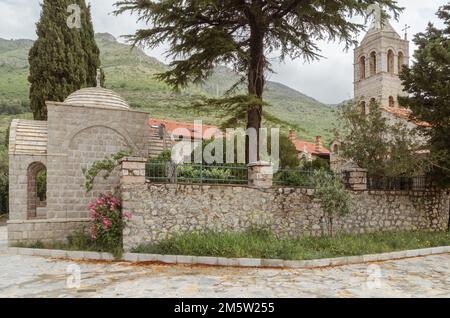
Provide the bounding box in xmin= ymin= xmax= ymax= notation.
xmin=132 ymin=229 xmax=450 ymax=260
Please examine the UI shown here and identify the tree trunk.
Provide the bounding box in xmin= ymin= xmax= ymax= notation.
xmin=246 ymin=10 xmax=265 ymax=164
xmin=328 ymin=217 xmax=334 ymax=238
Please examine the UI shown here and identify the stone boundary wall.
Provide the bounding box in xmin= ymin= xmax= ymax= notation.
xmin=7 ymin=218 xmax=90 ymax=245
xmin=122 ymin=183 xmax=450 ymax=250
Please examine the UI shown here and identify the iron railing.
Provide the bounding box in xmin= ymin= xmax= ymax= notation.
xmin=146 ymin=162 xmax=248 ymax=185
xmin=273 ymin=169 xmax=316 ymax=188
xmin=367 ymin=175 xmax=432 ymax=191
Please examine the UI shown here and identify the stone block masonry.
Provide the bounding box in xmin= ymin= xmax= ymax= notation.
xmin=7 ymin=218 xmax=90 ymax=245
xmin=122 ymin=183 xmax=450 ymax=250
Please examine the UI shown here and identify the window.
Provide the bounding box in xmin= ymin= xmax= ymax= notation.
xmin=398 ymin=52 xmax=405 ymax=74
xmin=27 ymin=162 xmax=47 ymax=219
xmin=359 ymin=56 xmax=366 ymax=79
xmin=359 ymin=101 xmax=366 ymax=114
xmin=389 ymin=96 xmax=395 ymax=108
xmin=333 ymin=144 xmax=339 ymax=154
xmin=387 ymin=50 xmax=394 ymax=74
xmin=370 ymin=52 xmax=377 ymax=76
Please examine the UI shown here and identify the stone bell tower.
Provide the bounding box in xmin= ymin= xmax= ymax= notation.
xmin=354 ymin=16 xmax=410 ymax=110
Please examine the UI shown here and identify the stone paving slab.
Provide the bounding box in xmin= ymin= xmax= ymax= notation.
xmin=0 ymin=251 xmax=449 ymax=298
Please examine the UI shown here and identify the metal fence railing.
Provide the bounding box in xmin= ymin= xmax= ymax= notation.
xmin=146 ymin=162 xmax=248 ymax=185
xmin=367 ymin=175 xmax=432 ymax=191
xmin=273 ymin=169 xmax=316 ymax=188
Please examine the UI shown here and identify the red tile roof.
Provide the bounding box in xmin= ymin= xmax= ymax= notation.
xmin=292 ymin=140 xmax=330 ymax=156
xmin=149 ymin=119 xmax=222 ymax=139
xmin=381 ymin=107 xmax=431 ymax=127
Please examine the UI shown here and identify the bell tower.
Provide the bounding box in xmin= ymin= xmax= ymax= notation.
xmin=354 ymin=17 xmax=410 ymax=110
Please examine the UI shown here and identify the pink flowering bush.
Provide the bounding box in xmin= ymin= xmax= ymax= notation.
xmin=87 ymin=193 xmax=131 ymax=257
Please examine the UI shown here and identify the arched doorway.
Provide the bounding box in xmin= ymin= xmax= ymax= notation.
xmin=27 ymin=162 xmax=47 ymax=219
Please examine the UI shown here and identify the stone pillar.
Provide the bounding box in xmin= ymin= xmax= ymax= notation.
xmin=120 ymin=157 xmax=146 ymax=185
xmin=343 ymin=168 xmax=368 ymax=191
xmin=248 ymin=161 xmax=273 ymax=189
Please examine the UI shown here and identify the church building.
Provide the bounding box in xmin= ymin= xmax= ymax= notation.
xmin=330 ymin=15 xmax=428 ymax=171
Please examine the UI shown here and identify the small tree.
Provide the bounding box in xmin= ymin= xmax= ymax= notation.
xmin=335 ymin=101 xmax=432 ymax=177
xmin=313 ymin=170 xmax=351 ymax=237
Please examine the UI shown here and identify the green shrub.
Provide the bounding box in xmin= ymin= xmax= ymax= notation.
xmin=273 ymin=170 xmax=313 ymax=187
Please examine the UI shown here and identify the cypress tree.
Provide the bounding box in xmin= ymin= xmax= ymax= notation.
xmin=28 ymin=0 xmax=101 ymax=120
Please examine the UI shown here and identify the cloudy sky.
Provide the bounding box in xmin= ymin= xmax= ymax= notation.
xmin=0 ymin=0 xmax=447 ymax=104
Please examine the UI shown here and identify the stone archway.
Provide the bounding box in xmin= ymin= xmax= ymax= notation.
xmin=27 ymin=162 xmax=47 ymax=219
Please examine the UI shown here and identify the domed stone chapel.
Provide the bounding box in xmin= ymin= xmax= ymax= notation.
xmin=8 ymin=75 xmax=150 ymax=244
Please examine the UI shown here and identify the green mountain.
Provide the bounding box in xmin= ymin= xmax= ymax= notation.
xmin=0 ymin=33 xmax=336 ymax=143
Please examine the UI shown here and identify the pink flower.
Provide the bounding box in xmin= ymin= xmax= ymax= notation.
xmin=102 ymin=218 xmax=111 ymax=230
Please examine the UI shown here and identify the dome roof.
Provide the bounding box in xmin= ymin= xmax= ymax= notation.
xmin=64 ymin=87 xmax=130 ymax=110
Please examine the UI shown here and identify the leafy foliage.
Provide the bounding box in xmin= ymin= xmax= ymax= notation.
xmin=313 ymin=170 xmax=352 ymax=237
xmin=399 ymin=4 xmax=450 ymax=187
xmin=83 ymin=150 xmax=131 ymax=192
xmin=28 ymin=0 xmax=102 ymax=120
xmin=335 ymin=101 xmax=434 ymax=177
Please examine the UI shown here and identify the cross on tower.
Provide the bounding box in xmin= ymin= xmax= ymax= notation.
xmin=402 ymin=24 xmax=411 ymax=40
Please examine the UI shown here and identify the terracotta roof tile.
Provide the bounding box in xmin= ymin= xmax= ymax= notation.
xmin=149 ymin=119 xmax=221 ymax=139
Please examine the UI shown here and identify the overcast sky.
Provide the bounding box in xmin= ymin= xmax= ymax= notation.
xmin=0 ymin=0 xmax=447 ymax=104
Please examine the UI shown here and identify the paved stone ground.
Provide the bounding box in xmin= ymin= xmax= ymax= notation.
xmin=0 ymin=226 xmax=449 ymax=298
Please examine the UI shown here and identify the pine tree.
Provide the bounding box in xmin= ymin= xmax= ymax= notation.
xmin=115 ymin=0 xmax=402 ymax=162
xmin=28 ymin=0 xmax=102 ymax=120
xmin=399 ymin=3 xmax=450 ymax=187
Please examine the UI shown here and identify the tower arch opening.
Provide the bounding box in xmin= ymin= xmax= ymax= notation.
xmin=359 ymin=56 xmax=366 ymax=79
xmin=370 ymin=51 xmax=377 ymax=76
xmin=387 ymin=50 xmax=394 ymax=74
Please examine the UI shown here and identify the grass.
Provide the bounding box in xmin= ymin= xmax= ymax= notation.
xmin=131 ymin=229 xmax=450 ymax=261
xmin=13 ymin=228 xmax=124 ymax=259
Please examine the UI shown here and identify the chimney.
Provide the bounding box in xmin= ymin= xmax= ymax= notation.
xmin=315 ymin=136 xmax=323 ymax=153
xmin=289 ymin=130 xmax=297 ymax=142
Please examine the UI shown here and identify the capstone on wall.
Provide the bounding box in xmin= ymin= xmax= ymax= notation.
xmin=121 ymin=183 xmax=450 ymax=250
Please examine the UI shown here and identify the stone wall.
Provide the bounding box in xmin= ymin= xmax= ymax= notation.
xmin=7 ymin=219 xmax=89 ymax=245
xmin=122 ymin=183 xmax=450 ymax=250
